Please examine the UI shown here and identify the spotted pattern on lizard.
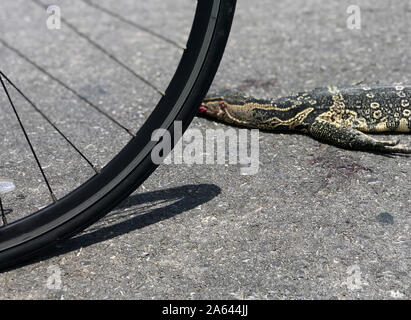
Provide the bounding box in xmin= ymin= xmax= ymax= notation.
xmin=198 ymin=85 xmax=411 ymax=154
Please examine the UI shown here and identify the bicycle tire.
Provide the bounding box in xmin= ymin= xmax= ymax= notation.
xmin=0 ymin=0 xmax=236 ymax=270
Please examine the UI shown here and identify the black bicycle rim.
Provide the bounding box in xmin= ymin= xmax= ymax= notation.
xmin=0 ymin=0 xmax=236 ymax=269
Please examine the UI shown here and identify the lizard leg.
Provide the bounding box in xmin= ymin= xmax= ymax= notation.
xmin=309 ymin=118 xmax=411 ymax=154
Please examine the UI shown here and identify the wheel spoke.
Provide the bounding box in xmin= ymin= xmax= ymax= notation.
xmin=31 ymin=0 xmax=166 ymax=96
xmin=0 ymin=75 xmax=57 ymax=203
xmin=0 ymin=38 xmax=135 ymax=137
xmin=79 ymin=0 xmax=186 ymax=50
xmin=0 ymin=70 xmax=100 ymax=174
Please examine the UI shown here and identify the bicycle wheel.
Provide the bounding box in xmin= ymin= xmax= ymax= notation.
xmin=0 ymin=0 xmax=236 ymax=270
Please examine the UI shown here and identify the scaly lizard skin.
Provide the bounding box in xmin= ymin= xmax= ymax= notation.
xmin=199 ymin=85 xmax=411 ymax=154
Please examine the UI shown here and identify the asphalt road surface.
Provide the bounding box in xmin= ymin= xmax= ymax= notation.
xmin=0 ymin=0 xmax=410 ymax=299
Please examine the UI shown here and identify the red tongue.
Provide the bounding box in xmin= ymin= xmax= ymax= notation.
xmin=199 ymin=106 xmax=208 ymax=113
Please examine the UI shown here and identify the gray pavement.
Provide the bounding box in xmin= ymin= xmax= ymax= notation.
xmin=0 ymin=0 xmax=410 ymax=299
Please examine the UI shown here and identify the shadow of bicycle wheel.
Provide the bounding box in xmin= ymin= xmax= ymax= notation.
xmin=22 ymin=183 xmax=221 ymax=267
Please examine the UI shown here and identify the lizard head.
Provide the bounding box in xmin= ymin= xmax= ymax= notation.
xmin=198 ymin=91 xmax=249 ymax=122
xmin=198 ymin=98 xmax=228 ymax=121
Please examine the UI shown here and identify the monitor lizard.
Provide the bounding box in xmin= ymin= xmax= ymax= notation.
xmin=199 ymin=84 xmax=411 ymax=154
